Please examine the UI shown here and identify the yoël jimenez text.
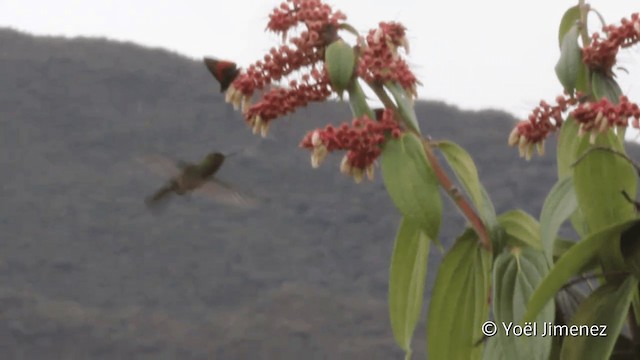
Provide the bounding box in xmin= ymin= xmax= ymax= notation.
xmin=503 ymin=322 xmax=608 ymax=337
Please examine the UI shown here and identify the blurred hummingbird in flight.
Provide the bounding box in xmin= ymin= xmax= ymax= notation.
xmin=136 ymin=152 xmax=256 ymax=209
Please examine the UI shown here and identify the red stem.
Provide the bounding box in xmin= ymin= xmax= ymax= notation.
xmin=421 ymin=140 xmax=492 ymax=250
xmin=368 ymin=83 xmax=491 ymax=250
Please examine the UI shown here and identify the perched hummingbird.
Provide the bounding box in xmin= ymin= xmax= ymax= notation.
xmin=137 ymin=152 xmax=256 ymax=209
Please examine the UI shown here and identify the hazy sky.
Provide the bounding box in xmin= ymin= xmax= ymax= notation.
xmin=1 ymin=0 xmax=639 ymax=121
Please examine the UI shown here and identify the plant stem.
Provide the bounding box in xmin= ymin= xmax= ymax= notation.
xmin=578 ymin=0 xmax=591 ymax=47
xmin=365 ymin=82 xmax=492 ymax=250
xmin=369 ymin=83 xmax=399 ymax=114
xmin=420 ymin=139 xmax=492 ymax=250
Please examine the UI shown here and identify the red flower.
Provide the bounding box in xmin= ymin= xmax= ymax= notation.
xmin=300 ymin=109 xmax=402 ymax=182
xmin=570 ymin=96 xmax=640 ymax=142
xmin=508 ymin=95 xmax=578 ymax=159
xmin=582 ymin=13 xmax=640 ymax=73
xmin=356 ymin=22 xmax=417 ymax=97
xmin=229 ymin=0 xmax=345 ymax=100
xmin=243 ymin=68 xmax=332 ymax=137
xmin=223 ymin=0 xmax=347 ymax=137
xmin=509 ymin=93 xmax=640 ymax=159
xmin=267 ymin=0 xmax=346 ymax=36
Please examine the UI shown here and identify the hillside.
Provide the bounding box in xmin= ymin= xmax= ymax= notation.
xmin=2 ymin=28 xmax=639 ymax=359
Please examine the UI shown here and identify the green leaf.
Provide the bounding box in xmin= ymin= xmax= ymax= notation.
xmin=573 ymin=131 xmax=637 ymax=235
xmin=385 ymin=82 xmax=421 ymax=133
xmin=389 ymin=217 xmax=430 ymax=356
xmin=427 ymin=229 xmax=492 ymax=360
xmin=591 ymin=70 xmax=622 ymax=104
xmin=557 ymin=6 xmax=581 ymax=49
xmin=560 ymin=276 xmax=638 ymax=359
xmin=620 ymin=221 xmax=640 ymax=278
xmin=324 ymin=39 xmax=355 ymax=95
xmin=523 ymin=219 xmax=640 ymax=322
xmin=576 ymin=62 xmax=590 ymax=95
xmin=347 ymin=80 xmax=375 ymax=119
xmin=492 ymin=248 xmax=554 ymax=360
xmin=438 ymin=140 xmax=485 ymax=220
xmin=633 ymin=291 xmax=640 ymax=331
xmin=474 ymin=184 xmax=505 ymax=254
xmin=479 ymin=184 xmax=498 ymax=225
xmin=553 ymin=238 xmax=575 ymax=259
xmin=482 ymin=336 xmax=506 ymax=360
xmin=555 ymin=286 xmax=586 ymax=329
xmin=553 ymin=238 xmax=599 ymax=272
xmin=555 ymin=24 xmax=583 ymax=94
xmin=557 ymin=117 xmax=581 ymax=179
xmin=381 ymin=133 xmax=442 ymax=239
xmin=497 ymin=210 xmax=541 ymax=251
xmin=557 ymin=5 xmax=590 ymax=96
xmin=338 ymin=23 xmax=359 ymax=37
xmin=556 ymin=117 xmax=588 ymax=236
xmin=540 ymin=176 xmax=578 ymax=263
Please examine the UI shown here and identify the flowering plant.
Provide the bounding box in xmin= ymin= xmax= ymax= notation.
xmin=205 ymin=0 xmax=640 ymax=358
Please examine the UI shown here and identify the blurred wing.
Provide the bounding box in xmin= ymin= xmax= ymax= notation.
xmin=135 ymin=155 xmax=183 ymax=179
xmin=195 ymin=178 xmax=258 ymax=208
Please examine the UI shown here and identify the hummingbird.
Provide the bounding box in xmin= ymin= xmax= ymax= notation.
xmin=137 ymin=152 xmax=256 ymax=209
xmin=203 ymin=57 xmax=240 ymax=92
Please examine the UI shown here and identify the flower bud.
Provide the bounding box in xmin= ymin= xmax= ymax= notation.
xmin=242 ymin=96 xmax=252 ymax=113
xmin=225 ymin=86 xmax=236 ymax=103
xmin=352 ymin=168 xmax=364 ymax=184
xmin=518 ymin=136 xmax=527 ymax=158
xmin=598 ymin=115 xmax=609 ymax=133
xmin=578 ymin=123 xmax=586 ymax=137
xmin=311 ymin=130 xmax=322 ymax=147
xmin=508 ymin=127 xmax=520 ymax=146
xmin=373 ymin=28 xmax=383 ymax=43
xmin=311 ymin=146 xmax=328 ymax=168
xmin=252 ymin=116 xmax=263 ymax=135
xmin=366 ymin=164 xmax=375 ymax=181
xmin=260 ymin=121 xmax=271 ymax=138
xmin=340 ymin=155 xmax=350 ymax=174
xmin=536 ymin=141 xmax=545 ymax=156
xmin=525 ymin=143 xmax=534 ymax=161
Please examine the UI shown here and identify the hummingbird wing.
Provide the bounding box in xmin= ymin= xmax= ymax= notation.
xmin=135 ymin=155 xmax=186 ymax=179
xmin=194 ymin=178 xmax=258 ymax=208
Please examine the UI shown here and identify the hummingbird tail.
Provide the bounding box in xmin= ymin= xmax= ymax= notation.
xmin=145 ymin=184 xmax=175 ymax=208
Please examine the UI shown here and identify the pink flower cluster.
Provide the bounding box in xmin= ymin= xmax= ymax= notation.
xmin=268 ymin=0 xmax=346 ymax=35
xmin=508 ymin=95 xmax=578 ymax=159
xmin=300 ymin=108 xmax=402 ymax=182
xmin=582 ymin=13 xmax=640 ymax=73
xmin=238 ymin=69 xmax=332 ymax=137
xmin=509 ymin=13 xmax=640 ymax=160
xmin=571 ymin=96 xmax=640 ymax=139
xmin=509 ymin=94 xmax=640 ymax=159
xmin=225 ymin=0 xmax=346 ymax=137
xmin=357 ymin=22 xmax=418 ymax=97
